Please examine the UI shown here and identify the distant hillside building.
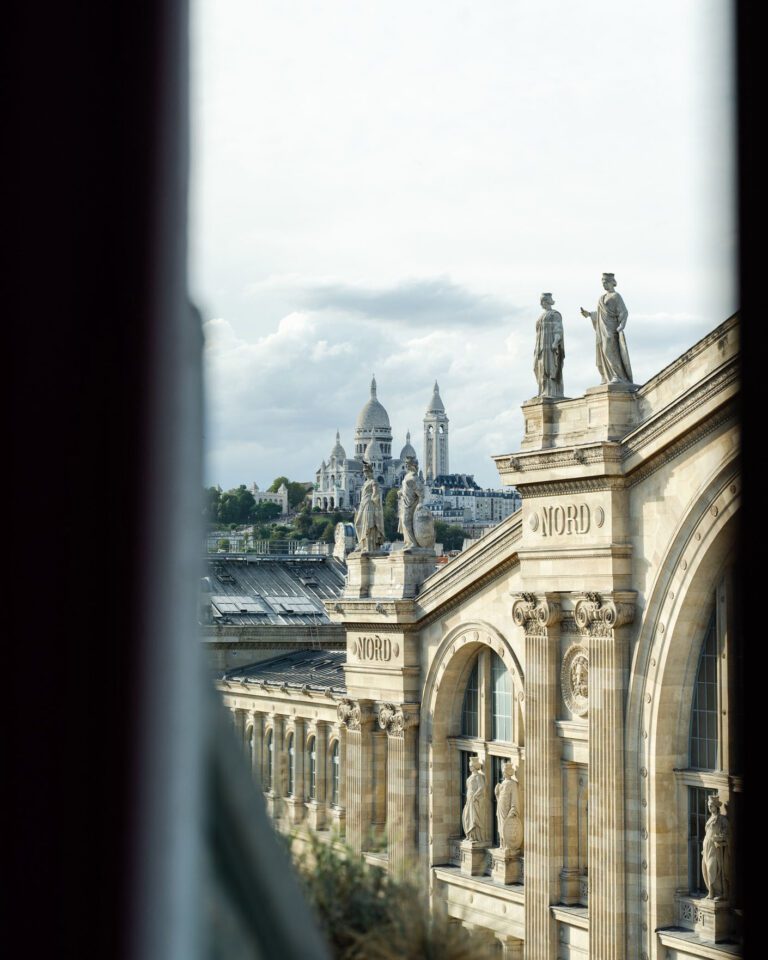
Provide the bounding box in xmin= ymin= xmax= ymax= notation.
xmin=312 ymin=376 xmax=432 ymax=510
xmin=426 ymin=473 xmax=521 ymax=529
xmin=248 ymin=481 xmax=289 ymax=514
xmin=423 ymin=380 xmax=449 ymax=480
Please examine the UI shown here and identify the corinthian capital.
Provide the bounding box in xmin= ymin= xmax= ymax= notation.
xmin=572 ymin=591 xmax=636 ymax=636
xmin=377 ymin=702 xmax=419 ymax=737
xmin=511 ymin=592 xmax=562 ymax=632
xmin=337 ymin=698 xmax=374 ymax=730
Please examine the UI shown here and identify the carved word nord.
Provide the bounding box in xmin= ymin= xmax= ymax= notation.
xmin=353 ymin=634 xmax=393 ymax=662
xmin=539 ymin=503 xmax=591 ymax=537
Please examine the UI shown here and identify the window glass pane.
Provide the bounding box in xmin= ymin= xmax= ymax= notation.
xmin=492 ymin=653 xmax=512 ymax=742
xmin=331 ymin=741 xmax=340 ymax=806
xmin=462 ymin=659 xmax=479 ymax=737
xmin=689 ymin=608 xmax=718 ymax=770
xmin=309 ymin=737 xmax=316 ymax=800
xmin=287 ymin=734 xmax=295 ymax=796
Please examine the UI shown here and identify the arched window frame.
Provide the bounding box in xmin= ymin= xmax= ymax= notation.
xmin=452 ymin=647 xmax=522 ymax=855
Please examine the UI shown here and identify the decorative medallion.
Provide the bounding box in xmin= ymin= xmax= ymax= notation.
xmin=529 ymin=513 xmax=539 ymax=531
xmin=711 ymin=505 xmax=718 ymax=516
xmin=561 ymin=643 xmax=589 ymax=716
xmin=595 ymin=506 xmax=605 ymax=528
xmin=393 ymin=642 xmax=400 ymax=658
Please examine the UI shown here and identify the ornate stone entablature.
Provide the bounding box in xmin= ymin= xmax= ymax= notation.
xmin=377 ymin=702 xmax=419 ymax=737
xmin=572 ymin=591 xmax=635 ymax=637
xmin=511 ymin=592 xmax=562 ymax=636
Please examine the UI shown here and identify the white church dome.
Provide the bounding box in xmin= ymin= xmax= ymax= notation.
xmin=356 ymin=376 xmax=391 ymax=431
xmin=399 ymin=430 xmax=417 ymax=461
xmin=330 ymin=430 xmax=346 ymax=461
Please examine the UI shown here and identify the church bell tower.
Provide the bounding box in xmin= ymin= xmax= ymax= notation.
xmin=422 ymin=381 xmax=449 ymax=481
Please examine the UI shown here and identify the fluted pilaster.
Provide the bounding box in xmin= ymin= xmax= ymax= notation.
xmin=573 ymin=591 xmax=635 ymax=960
xmin=512 ymin=592 xmax=562 ymax=960
xmin=338 ymin=698 xmax=375 ymax=853
xmin=378 ymin=702 xmax=419 ymax=878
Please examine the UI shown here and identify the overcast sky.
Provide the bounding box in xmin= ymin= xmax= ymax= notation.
xmin=190 ymin=0 xmax=736 ymax=491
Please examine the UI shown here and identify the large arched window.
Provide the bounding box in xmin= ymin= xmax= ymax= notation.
xmin=679 ymin=571 xmax=740 ymax=901
xmin=455 ymin=647 xmax=521 ymax=850
xmin=330 ymin=740 xmax=340 ymax=807
xmin=308 ymin=736 xmax=317 ymax=801
xmin=287 ymin=733 xmax=295 ymax=797
xmin=265 ymin=729 xmax=274 ymax=791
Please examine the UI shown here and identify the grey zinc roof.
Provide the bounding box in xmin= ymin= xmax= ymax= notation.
xmin=222 ymin=649 xmax=347 ymax=694
xmin=206 ymin=555 xmax=345 ymax=625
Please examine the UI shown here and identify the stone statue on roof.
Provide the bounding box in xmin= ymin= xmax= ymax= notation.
xmin=534 ymin=292 xmax=565 ymax=398
xmin=353 ymin=461 xmax=385 ymax=554
xmin=580 ymin=273 xmax=633 ymax=385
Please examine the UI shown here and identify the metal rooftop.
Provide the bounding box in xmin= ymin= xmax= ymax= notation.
xmin=222 ymin=649 xmax=347 ymax=694
xmin=205 ymin=555 xmax=345 ymax=625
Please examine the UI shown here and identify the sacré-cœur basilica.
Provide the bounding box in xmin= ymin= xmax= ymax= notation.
xmin=217 ymin=278 xmax=741 ymax=960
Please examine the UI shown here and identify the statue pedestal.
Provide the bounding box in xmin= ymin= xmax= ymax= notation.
xmin=677 ymin=894 xmax=732 ymax=943
xmin=344 ymin=548 xmax=437 ymax=600
xmin=460 ymin=839 xmax=489 ymax=877
xmin=491 ymin=847 xmax=523 ymax=885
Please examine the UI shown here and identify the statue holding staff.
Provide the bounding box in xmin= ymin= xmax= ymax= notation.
xmin=580 ymin=272 xmax=633 ymax=384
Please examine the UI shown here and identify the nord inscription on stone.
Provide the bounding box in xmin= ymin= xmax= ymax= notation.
xmin=353 ymin=634 xmax=393 ymax=662
xmin=539 ymin=503 xmax=591 ymax=536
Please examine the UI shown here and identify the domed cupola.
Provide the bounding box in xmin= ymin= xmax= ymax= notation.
xmin=364 ymin=437 xmax=383 ymax=462
xmin=355 ymin=375 xmax=391 ymax=431
xmin=399 ymin=429 xmax=417 ymax=461
xmin=330 ymin=429 xmax=346 ymax=462
xmin=354 ymin=375 xmax=394 ymax=459
xmin=426 ymin=380 xmax=445 ymax=414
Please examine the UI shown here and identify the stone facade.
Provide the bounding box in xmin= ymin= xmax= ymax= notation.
xmin=221 ymin=315 xmax=741 ymax=959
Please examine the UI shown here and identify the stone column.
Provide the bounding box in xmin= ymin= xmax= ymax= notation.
xmin=371 ymin=725 xmax=388 ymax=847
xmin=337 ymin=698 xmax=375 ymax=853
xmin=560 ymin=761 xmax=581 ymax=904
xmin=573 ymin=592 xmax=635 ymax=960
xmin=273 ymin=715 xmax=286 ymax=821
xmin=286 ymin=718 xmax=306 ymax=826
xmin=231 ymin=706 xmax=246 ymax=750
xmin=512 ymin=592 xmax=562 ymax=960
xmin=378 ymin=702 xmax=419 ymax=878
xmin=308 ymin=721 xmax=328 ymax=830
xmin=250 ymin=711 xmax=265 ymax=786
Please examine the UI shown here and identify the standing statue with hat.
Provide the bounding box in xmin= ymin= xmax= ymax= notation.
xmin=534 ymin=292 xmax=565 ymax=398
xmin=580 ymin=273 xmax=634 ymax=385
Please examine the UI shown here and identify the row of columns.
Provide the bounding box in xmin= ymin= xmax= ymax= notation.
xmin=337 ymin=698 xmax=420 ymax=879
xmin=230 ymin=707 xmax=345 ymax=833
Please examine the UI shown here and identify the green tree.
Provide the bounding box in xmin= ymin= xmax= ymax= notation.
xmin=268 ymin=476 xmax=308 ymax=510
xmin=218 ymin=484 xmax=256 ymax=524
xmin=295 ymin=513 xmax=313 ymax=537
xmin=217 ymin=538 xmax=231 ymax=552
xmin=203 ymin=486 xmax=221 ymax=524
xmin=383 ymin=488 xmax=400 ymax=542
xmin=434 ymin=521 xmax=465 ymax=551
xmin=249 ymin=501 xmax=282 ymax=524
xmin=321 ymin=520 xmax=336 ymax=543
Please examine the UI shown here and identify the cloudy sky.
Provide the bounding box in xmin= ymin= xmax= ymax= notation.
xmin=190 ymin=0 xmax=736 ymax=491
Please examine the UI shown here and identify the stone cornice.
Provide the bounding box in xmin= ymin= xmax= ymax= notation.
xmin=414 ymin=514 xmax=523 ymax=618
xmin=494 ymin=442 xmax=623 ymax=482
xmin=514 ymin=476 xmax=626 ymax=498
xmin=625 ymin=398 xmax=737 ymax=489
xmin=621 ymin=358 xmax=738 ymax=467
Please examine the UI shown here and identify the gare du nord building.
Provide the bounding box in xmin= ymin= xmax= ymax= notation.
xmin=217 ymin=313 xmax=741 ymax=960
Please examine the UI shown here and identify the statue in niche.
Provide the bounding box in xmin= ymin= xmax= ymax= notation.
xmin=534 ymin=292 xmax=565 ymax=398
xmin=580 ymin=272 xmax=634 ymax=384
xmin=398 ymin=455 xmax=435 ymax=550
xmin=571 ymin=655 xmax=589 ymax=700
xmin=702 ymin=794 xmax=730 ymax=900
xmin=462 ymin=756 xmax=487 ymax=842
xmin=353 ymin=462 xmax=385 ymax=554
xmin=495 ymin=761 xmax=523 ymax=853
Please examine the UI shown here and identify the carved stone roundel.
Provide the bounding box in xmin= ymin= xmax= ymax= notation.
xmin=529 ymin=513 xmax=539 ymax=532
xmin=595 ymin=506 xmax=605 ymax=528
xmin=562 ymin=643 xmax=589 ymax=716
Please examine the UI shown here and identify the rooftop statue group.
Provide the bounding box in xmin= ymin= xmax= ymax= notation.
xmin=534 ymin=272 xmax=634 ymax=398
xmin=353 ymin=455 xmax=435 ymax=554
